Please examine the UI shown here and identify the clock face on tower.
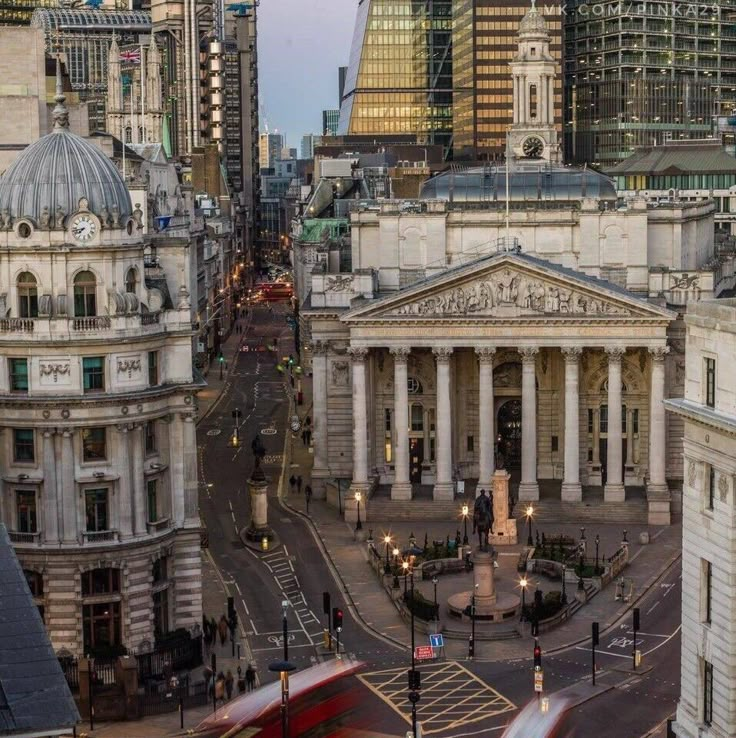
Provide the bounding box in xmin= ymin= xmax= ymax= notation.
xmin=71 ymin=215 xmax=97 ymax=242
xmin=522 ymin=136 xmax=544 ymax=159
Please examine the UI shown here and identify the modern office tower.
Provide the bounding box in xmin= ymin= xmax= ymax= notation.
xmin=337 ymin=0 xmax=454 ymax=154
xmin=564 ymin=0 xmax=736 ymax=168
xmin=452 ymin=0 xmax=562 ymax=161
xmin=259 ymin=132 xmax=284 ymax=169
xmin=0 ymin=0 xmax=55 ymax=26
xmin=338 ymin=65 xmax=348 ymax=102
xmin=301 ymin=134 xmax=322 ymax=159
xmin=322 ymin=108 xmax=339 ymax=137
xmin=666 ymin=300 xmax=736 ymax=738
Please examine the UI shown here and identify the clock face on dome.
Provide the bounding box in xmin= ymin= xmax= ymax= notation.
xmin=522 ymin=136 xmax=544 ymax=159
xmin=71 ymin=215 xmax=97 ymax=242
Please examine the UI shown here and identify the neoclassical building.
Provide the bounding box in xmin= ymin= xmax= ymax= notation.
xmin=301 ymin=5 xmax=729 ymax=526
xmin=0 ymin=71 xmax=202 ymax=656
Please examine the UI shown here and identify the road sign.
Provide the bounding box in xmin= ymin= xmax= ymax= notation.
xmin=414 ymin=645 xmax=434 ymax=661
xmin=429 ymin=634 xmax=444 ymax=649
xmin=534 ymin=670 xmax=544 ymax=693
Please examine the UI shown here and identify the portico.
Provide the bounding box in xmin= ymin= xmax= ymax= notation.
xmin=309 ymin=252 xmax=676 ymax=525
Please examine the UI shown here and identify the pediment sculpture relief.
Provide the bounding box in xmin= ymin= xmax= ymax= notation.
xmin=389 ymin=269 xmax=628 ymax=317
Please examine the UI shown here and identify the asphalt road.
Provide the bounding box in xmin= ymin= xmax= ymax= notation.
xmin=197 ymin=304 xmax=682 ymax=738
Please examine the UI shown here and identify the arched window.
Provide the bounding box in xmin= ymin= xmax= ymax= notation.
xmin=125 ymin=127 xmax=132 ymax=144
xmin=73 ymin=271 xmax=97 ymax=317
xmin=125 ymin=267 xmax=137 ymax=294
xmin=17 ymin=272 xmax=38 ymax=318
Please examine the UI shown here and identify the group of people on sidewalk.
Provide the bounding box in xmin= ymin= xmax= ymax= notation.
xmin=204 ymin=664 xmax=257 ymax=704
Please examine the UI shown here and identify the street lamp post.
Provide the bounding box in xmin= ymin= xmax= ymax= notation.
xmin=268 ymin=660 xmax=296 ymax=738
xmin=520 ymin=577 xmax=528 ymax=621
xmin=561 ymin=564 xmax=567 ymax=605
xmin=384 ymin=535 xmax=392 ymax=575
xmin=402 ymin=560 xmax=409 ymax=597
xmin=355 ymin=491 xmax=362 ymax=531
xmin=432 ymin=576 xmax=439 ymax=616
xmin=469 ymin=584 xmax=478 ymax=658
xmin=462 ymin=504 xmax=469 ymax=546
xmin=578 ymin=554 xmax=585 ymax=591
xmin=525 ymin=506 xmax=534 ymax=547
xmin=594 ymin=534 xmax=600 ymax=575
xmin=281 ymin=600 xmax=289 ymax=661
xmin=392 ymin=547 xmax=400 ymax=588
xmin=409 ymin=566 xmax=418 ymax=737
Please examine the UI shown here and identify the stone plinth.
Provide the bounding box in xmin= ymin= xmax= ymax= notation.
xmin=447 ymin=550 xmax=521 ymax=622
xmin=244 ymin=470 xmax=274 ymax=541
xmin=488 ymin=469 xmax=518 ymax=545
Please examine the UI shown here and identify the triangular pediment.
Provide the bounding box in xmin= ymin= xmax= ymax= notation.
xmin=343 ymin=253 xmax=675 ymax=323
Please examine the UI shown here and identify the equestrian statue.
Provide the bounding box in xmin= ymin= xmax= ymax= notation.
xmin=472 ymin=488 xmax=494 ymax=551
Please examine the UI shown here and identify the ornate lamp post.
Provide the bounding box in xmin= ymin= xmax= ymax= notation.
xmin=384 ymin=535 xmax=392 ymax=575
xmin=402 ymin=559 xmax=409 ymax=597
xmin=525 ymin=505 xmax=534 ymax=547
xmin=354 ymin=491 xmax=362 ymax=531
xmin=462 ymin=504 xmax=469 ymax=546
xmin=561 ymin=564 xmax=567 ymax=605
xmin=594 ymin=534 xmax=600 ymax=575
xmin=520 ymin=577 xmax=528 ymax=621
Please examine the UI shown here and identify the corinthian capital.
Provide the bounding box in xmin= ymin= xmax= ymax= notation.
xmin=561 ymin=346 xmax=583 ymax=362
xmin=432 ymin=346 xmax=454 ymax=362
xmin=312 ymin=340 xmax=330 ymax=356
xmin=605 ymin=346 xmax=625 ymax=361
xmin=648 ymin=345 xmax=670 ymax=362
xmin=475 ymin=347 xmax=496 ymax=364
xmin=348 ymin=346 xmax=369 ymax=362
xmin=519 ymin=346 xmax=539 ymax=363
xmin=389 ymin=346 xmax=411 ymax=362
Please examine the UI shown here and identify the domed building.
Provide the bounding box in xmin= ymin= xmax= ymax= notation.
xmin=0 ymin=70 xmax=203 ymax=657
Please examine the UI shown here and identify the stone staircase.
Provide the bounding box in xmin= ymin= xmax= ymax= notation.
xmin=366 ymin=496 xmax=649 ymax=524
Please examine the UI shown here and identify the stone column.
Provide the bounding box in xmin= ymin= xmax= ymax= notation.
xmin=519 ymin=347 xmax=539 ymax=501
xmin=42 ymin=430 xmax=59 ymax=543
xmin=513 ymin=77 xmax=518 ymax=123
xmin=390 ymin=346 xmax=412 ymax=500
xmin=116 ymin=425 xmax=134 ymax=537
xmin=311 ymin=341 xmax=329 ymax=498
xmin=626 ymin=408 xmax=635 ymax=472
xmin=647 ymin=346 xmax=670 ymax=524
xmin=182 ymin=413 xmax=199 ymax=526
xmin=131 ymin=424 xmax=146 ymax=534
xmin=604 ymin=347 xmax=625 ymax=502
xmin=476 ymin=347 xmax=496 ymax=493
xmin=349 ymin=346 xmax=369 ymax=496
xmin=59 ymin=429 xmax=78 ymax=543
xmin=561 ymin=347 xmax=582 ymax=502
xmin=167 ymin=414 xmax=185 ymax=527
xmin=433 ymin=347 xmax=454 ymax=501
xmin=592 ymin=408 xmax=600 ymax=466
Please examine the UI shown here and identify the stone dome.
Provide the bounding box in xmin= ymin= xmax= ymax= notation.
xmin=0 ymin=74 xmax=131 ymax=226
xmin=519 ymin=5 xmax=548 ymax=35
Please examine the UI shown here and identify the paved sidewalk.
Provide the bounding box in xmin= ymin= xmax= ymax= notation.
xmin=281 ymin=369 xmax=683 ymax=663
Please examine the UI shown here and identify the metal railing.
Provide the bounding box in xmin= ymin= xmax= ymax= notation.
xmin=141 ymin=312 xmax=161 ymax=326
xmin=8 ymin=530 xmax=40 ymax=544
xmin=82 ymin=529 xmax=119 ymax=544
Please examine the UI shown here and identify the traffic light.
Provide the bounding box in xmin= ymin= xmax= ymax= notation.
xmin=323 ymin=591 xmax=331 ymax=615
xmin=227 ymin=596 xmax=235 ymax=620
xmin=218 ymin=353 xmax=224 ymax=364
xmin=592 ymin=622 xmax=600 ymax=647
xmin=408 ymin=669 xmax=421 ymax=690
xmin=633 ymin=607 xmax=640 ymax=631
xmin=332 ymin=607 xmax=343 ymax=630
xmin=533 ymin=641 xmax=542 ymax=669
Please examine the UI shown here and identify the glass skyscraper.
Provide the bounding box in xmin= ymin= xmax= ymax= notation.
xmin=338 ymin=0 xmax=453 ymax=155
xmin=564 ymin=0 xmax=736 ymax=167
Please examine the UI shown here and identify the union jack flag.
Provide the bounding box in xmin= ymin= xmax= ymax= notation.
xmin=119 ymin=48 xmax=141 ymax=64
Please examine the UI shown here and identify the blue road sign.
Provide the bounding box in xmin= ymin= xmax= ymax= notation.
xmin=430 ymin=633 xmax=444 ymax=649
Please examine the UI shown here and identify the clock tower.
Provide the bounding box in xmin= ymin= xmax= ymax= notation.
xmin=507 ymin=0 xmax=561 ymax=163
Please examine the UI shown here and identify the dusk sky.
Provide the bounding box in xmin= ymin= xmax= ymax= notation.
xmin=258 ymin=0 xmax=358 ymax=148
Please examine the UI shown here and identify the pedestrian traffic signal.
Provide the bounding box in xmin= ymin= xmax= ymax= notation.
xmin=323 ymin=591 xmax=331 ymax=615
xmin=533 ymin=641 xmax=542 ymax=669
xmin=592 ymin=622 xmax=600 ymax=647
xmin=333 ymin=607 xmax=343 ymax=630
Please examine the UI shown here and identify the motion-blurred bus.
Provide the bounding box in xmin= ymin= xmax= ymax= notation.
xmin=502 ymin=696 xmax=577 ymax=738
xmin=259 ymin=282 xmax=293 ymax=302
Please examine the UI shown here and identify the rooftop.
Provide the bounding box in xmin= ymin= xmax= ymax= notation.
xmin=609 ymin=140 xmax=736 ymax=176
xmin=0 ymin=524 xmax=79 ymax=735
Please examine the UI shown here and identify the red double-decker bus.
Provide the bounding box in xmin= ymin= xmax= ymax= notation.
xmin=184 ymin=659 xmax=388 ymax=738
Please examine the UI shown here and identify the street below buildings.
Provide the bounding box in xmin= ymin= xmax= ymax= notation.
xmin=197 ymin=304 xmax=682 ymax=738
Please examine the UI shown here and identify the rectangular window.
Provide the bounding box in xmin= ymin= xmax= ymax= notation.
xmin=145 ymin=421 xmax=157 ymax=454
xmin=633 ymin=409 xmax=639 ymax=435
xmin=13 ymin=429 xmax=34 ymax=462
xmin=551 ymin=436 xmax=559 ymax=453
xmin=587 ymin=408 xmax=594 ymax=434
xmin=467 ymin=435 xmax=474 ymax=452
xmin=83 ymin=357 xmax=104 ymax=393
xmin=16 ymin=490 xmax=37 ymax=533
xmin=708 ymin=465 xmax=716 ymax=510
xmin=82 ymin=427 xmax=106 ymax=461
xmin=152 ymin=557 xmax=168 ymax=583
xmin=147 ymin=479 xmax=158 ymax=523
xmin=384 ymin=408 xmax=391 ymax=432
xmin=705 ymin=559 xmax=713 ymax=623
xmin=9 ymin=359 xmax=28 ymax=392
xmin=81 ymin=568 xmax=120 ymax=596
xmin=384 ymin=440 xmax=392 ymax=464
xmin=85 ymin=489 xmax=109 ymax=532
xmin=148 ymin=351 xmax=159 ymax=386
xmin=704 ymin=660 xmax=713 ymax=725
xmin=622 ymin=405 xmax=627 ymax=434
xmin=705 ymin=358 xmax=716 ymax=408
xmin=410 ymin=404 xmax=424 ymax=432
xmin=153 ymin=588 xmax=169 ymax=637
xmin=83 ymin=601 xmax=121 ymax=653
xmin=600 ymin=406 xmax=609 ymax=434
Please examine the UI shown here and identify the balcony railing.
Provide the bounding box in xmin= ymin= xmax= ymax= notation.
xmin=0 ymin=318 xmax=34 ymax=333
xmin=9 ymin=531 xmax=40 ymax=544
xmin=82 ymin=529 xmax=119 ymax=544
xmin=146 ymin=518 xmax=171 ymax=534
xmin=140 ymin=312 xmax=161 ymax=326
xmin=72 ymin=316 xmax=111 ymax=331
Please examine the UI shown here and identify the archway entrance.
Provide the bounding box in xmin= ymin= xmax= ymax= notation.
xmin=497 ymin=399 xmax=522 ymax=469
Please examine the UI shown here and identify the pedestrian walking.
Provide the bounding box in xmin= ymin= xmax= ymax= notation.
xmin=218 ymin=615 xmax=229 ymax=646
xmin=296 ymin=476 xmax=303 ymax=494
xmin=215 ymin=672 xmax=225 ymax=704
xmin=305 ymin=415 xmax=311 ymax=428
xmin=245 ymin=664 xmax=256 ymax=692
xmin=237 ymin=665 xmax=245 ymax=693
xmin=305 ymin=485 xmax=312 ymax=515
xmin=301 ymin=429 xmax=307 ymax=446
xmin=305 ymin=428 xmax=312 ymax=446
xmin=225 ymin=670 xmax=234 ymax=701
xmin=289 ymin=474 xmax=296 ymax=493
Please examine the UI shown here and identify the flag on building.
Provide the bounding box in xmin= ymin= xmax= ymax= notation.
xmin=120 ymin=48 xmax=141 ymax=64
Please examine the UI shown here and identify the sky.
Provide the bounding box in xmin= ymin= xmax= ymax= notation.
xmin=257 ymin=0 xmax=357 ymax=148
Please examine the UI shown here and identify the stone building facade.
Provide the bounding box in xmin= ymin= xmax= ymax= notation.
xmin=667 ymin=300 xmax=736 ymax=738
xmin=0 ymin=71 xmax=202 ymax=656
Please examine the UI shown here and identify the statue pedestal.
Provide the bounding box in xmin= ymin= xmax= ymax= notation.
xmin=488 ymin=469 xmax=518 ymax=546
xmin=244 ymin=469 xmax=274 ymax=542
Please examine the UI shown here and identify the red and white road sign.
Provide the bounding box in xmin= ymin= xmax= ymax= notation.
xmin=414 ymin=645 xmax=434 ymax=661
